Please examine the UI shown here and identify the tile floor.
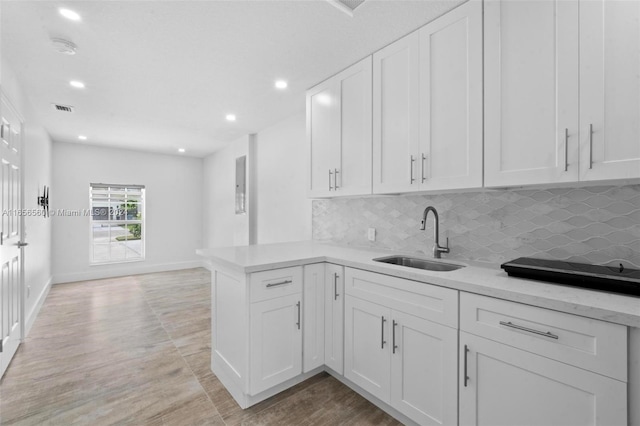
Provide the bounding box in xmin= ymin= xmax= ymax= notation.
xmin=0 ymin=268 xmax=400 ymax=425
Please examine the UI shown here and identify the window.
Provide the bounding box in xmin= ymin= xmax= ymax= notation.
xmin=90 ymin=184 xmax=145 ymax=264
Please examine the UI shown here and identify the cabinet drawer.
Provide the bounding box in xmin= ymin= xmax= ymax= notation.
xmin=345 ymin=268 xmax=458 ymax=328
xmin=250 ymin=267 xmax=303 ymax=303
xmin=460 ymin=292 xmax=627 ymax=381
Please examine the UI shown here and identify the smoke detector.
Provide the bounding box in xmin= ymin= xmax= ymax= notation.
xmin=327 ymin=0 xmax=366 ymax=17
xmin=51 ymin=38 xmax=77 ymax=55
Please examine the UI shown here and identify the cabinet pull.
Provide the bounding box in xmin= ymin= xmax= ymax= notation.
xmin=381 ymin=316 xmax=387 ymax=348
xmin=464 ymin=345 xmax=469 ymax=387
xmin=333 ymin=273 xmax=339 ymax=300
xmin=499 ymin=321 xmax=558 ymax=339
xmin=296 ymin=301 xmax=301 ymax=330
xmin=392 ymin=320 xmax=398 ymax=354
xmin=334 ymin=168 xmax=339 ymax=190
xmin=328 ymin=169 xmax=333 ymax=191
xmin=266 ymin=279 xmax=292 ymax=288
xmin=421 ymin=153 xmax=427 ymax=183
xmin=409 ymin=155 xmax=416 ymax=184
xmin=564 ymin=128 xmax=569 ymax=172
xmin=589 ymin=124 xmax=593 ymax=169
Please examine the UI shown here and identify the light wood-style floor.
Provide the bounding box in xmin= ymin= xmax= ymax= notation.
xmin=0 ymin=268 xmax=401 ymax=425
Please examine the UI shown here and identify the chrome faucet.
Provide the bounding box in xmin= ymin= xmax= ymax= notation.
xmin=420 ymin=206 xmax=450 ymax=259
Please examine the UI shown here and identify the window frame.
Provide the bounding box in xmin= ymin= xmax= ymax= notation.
xmin=89 ymin=183 xmax=146 ymax=265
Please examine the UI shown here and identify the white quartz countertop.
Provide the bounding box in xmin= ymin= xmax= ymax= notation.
xmin=196 ymin=241 xmax=640 ymax=328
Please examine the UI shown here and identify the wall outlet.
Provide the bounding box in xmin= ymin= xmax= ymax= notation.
xmin=367 ymin=228 xmax=376 ymax=242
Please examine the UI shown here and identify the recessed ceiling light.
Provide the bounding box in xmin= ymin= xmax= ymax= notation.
xmin=78 ymin=135 xmax=87 ymax=140
xmin=275 ymin=80 xmax=288 ymax=89
xmin=178 ymin=148 xmax=186 ymax=153
xmin=226 ymin=114 xmax=236 ymax=122
xmin=59 ymin=8 xmax=81 ymax=21
xmin=70 ymin=80 xmax=85 ymax=89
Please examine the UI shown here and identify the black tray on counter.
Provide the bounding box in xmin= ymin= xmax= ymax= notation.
xmin=501 ymin=257 xmax=640 ymax=297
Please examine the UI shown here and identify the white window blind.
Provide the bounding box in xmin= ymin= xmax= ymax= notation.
xmin=89 ymin=184 xmax=145 ymax=264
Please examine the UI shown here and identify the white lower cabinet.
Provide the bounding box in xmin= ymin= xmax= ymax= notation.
xmin=345 ymin=296 xmax=392 ymax=402
xmin=324 ymin=263 xmax=344 ymax=374
xmin=344 ymin=267 xmax=459 ymax=426
xmin=459 ymin=331 xmax=627 ymax=426
xmin=249 ymin=293 xmax=302 ymax=396
xmin=459 ymin=293 xmax=628 ymax=426
xmin=391 ymin=310 xmax=458 ymax=426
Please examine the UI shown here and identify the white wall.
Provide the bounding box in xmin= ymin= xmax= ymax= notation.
xmin=203 ymin=111 xmax=311 ymax=248
xmin=255 ymin=112 xmax=311 ymax=244
xmin=52 ymin=142 xmax=203 ymax=283
xmin=1 ymin=60 xmax=54 ymax=335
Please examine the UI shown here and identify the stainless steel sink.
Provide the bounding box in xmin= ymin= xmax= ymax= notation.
xmin=373 ymin=255 xmax=465 ymax=272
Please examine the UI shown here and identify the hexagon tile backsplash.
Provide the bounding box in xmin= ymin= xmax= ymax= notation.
xmin=312 ymin=184 xmax=640 ymax=269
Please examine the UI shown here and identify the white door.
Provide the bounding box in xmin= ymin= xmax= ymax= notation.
xmin=303 ymin=264 xmax=324 ymax=372
xmin=484 ymin=0 xmax=580 ymax=186
xmin=418 ymin=0 xmax=483 ymax=191
xmin=0 ymin=93 xmax=23 ymax=379
xmin=580 ymin=0 xmax=640 ymax=181
xmin=459 ymin=332 xmax=627 ymax=426
xmin=307 ymin=79 xmax=339 ymax=197
xmin=335 ymin=57 xmax=372 ymax=197
xmin=373 ymin=31 xmax=421 ymax=194
xmin=344 ymin=295 xmax=391 ymax=403
xmin=324 ymin=264 xmax=344 ymax=374
xmin=249 ymin=293 xmax=302 ymax=395
xmin=390 ymin=311 xmax=458 ymax=426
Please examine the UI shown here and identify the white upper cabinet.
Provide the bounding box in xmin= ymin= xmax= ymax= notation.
xmin=580 ymin=0 xmax=640 ymax=181
xmin=486 ymin=0 xmax=640 ymax=187
xmin=307 ymin=57 xmax=372 ymax=198
xmin=372 ymin=31 xmax=421 ymax=194
xmin=418 ymin=0 xmax=483 ymax=191
xmin=373 ymin=0 xmax=483 ymax=194
xmin=484 ymin=0 xmax=580 ymax=187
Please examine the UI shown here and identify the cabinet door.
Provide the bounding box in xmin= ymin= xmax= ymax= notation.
xmin=344 ymin=296 xmax=391 ymax=403
xmin=250 ymin=293 xmax=302 ymax=395
xmin=303 ymin=264 xmax=325 ymax=373
xmin=390 ymin=311 xmax=458 ymax=426
xmin=324 ymin=264 xmax=344 ymax=374
xmin=335 ymin=57 xmax=372 ymax=197
xmin=307 ymin=79 xmax=339 ymax=197
xmin=459 ymin=332 xmax=627 ymax=426
xmin=580 ymin=0 xmax=640 ymax=181
xmin=484 ymin=0 xmax=579 ymax=186
xmin=373 ymin=32 xmax=421 ymax=194
xmin=418 ymin=0 xmax=482 ymax=191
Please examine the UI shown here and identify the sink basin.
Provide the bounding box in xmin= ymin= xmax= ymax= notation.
xmin=373 ymin=255 xmax=465 ymax=272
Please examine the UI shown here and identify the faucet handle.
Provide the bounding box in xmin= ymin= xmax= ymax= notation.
xmin=445 ymin=237 xmax=449 ymax=249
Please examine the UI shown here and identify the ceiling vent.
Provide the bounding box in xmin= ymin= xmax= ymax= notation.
xmin=50 ymin=38 xmax=77 ymax=55
xmin=327 ymin=0 xmax=366 ymax=17
xmin=52 ymin=103 xmax=75 ymax=113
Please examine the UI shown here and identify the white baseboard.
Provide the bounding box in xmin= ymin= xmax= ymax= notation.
xmin=52 ymin=260 xmax=205 ymax=285
xmin=24 ymin=276 xmax=52 ymax=338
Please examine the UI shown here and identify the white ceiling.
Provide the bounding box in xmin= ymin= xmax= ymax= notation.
xmin=2 ymin=0 xmax=464 ymax=157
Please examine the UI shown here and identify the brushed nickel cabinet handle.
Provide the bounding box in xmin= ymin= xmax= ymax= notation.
xmin=334 ymin=168 xmax=339 ymax=190
xmin=296 ymin=301 xmax=301 ymax=330
xmin=392 ymin=320 xmax=398 ymax=354
xmin=564 ymin=128 xmax=569 ymax=172
xmin=589 ymin=124 xmax=594 ymax=169
xmin=499 ymin=321 xmax=558 ymax=339
xmin=421 ymin=153 xmax=427 ymax=183
xmin=333 ymin=273 xmax=339 ymax=300
xmin=381 ymin=316 xmax=387 ymax=348
xmin=328 ymin=169 xmax=333 ymax=191
xmin=464 ymin=345 xmax=469 ymax=387
xmin=409 ymin=155 xmax=416 ymax=184
xmin=265 ymin=279 xmax=292 ymax=288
